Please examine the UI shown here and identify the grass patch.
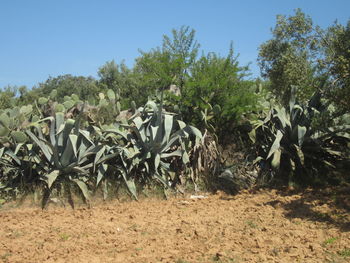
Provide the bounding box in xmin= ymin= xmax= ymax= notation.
xmin=59 ymin=233 xmax=71 ymax=241
xmin=323 ymin=237 xmax=338 ymax=246
xmin=246 ymin=220 xmax=258 ymax=228
xmin=338 ymin=248 xmax=350 ymax=257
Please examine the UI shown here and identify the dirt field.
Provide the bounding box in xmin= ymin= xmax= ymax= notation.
xmin=0 ymin=187 xmax=349 ymax=263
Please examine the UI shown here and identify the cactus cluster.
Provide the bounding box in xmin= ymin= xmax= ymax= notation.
xmin=0 ymin=89 xmax=202 ymax=207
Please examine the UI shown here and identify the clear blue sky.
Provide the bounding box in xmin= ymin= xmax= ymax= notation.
xmin=0 ymin=0 xmax=349 ymax=89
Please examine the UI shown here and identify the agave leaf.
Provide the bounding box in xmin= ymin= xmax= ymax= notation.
xmin=177 ymin=120 xmax=186 ymax=129
xmin=4 ymin=149 xmax=21 ymax=165
xmin=95 ymin=152 xmax=120 ymax=166
xmin=104 ymin=128 xmax=128 ymax=140
xmin=45 ymin=170 xmax=60 ymax=189
xmin=161 ymin=149 xmax=183 ymax=158
xmin=14 ymin=143 xmax=24 ymax=155
xmin=153 ymin=171 xmax=168 ymax=186
xmin=71 ymin=166 xmax=90 ymax=175
xmin=182 ymin=150 xmax=190 ymax=164
xmin=323 ymin=148 xmax=343 ymax=157
xmin=71 ymin=178 xmax=90 ymax=201
xmin=275 ymin=107 xmax=291 ymax=128
xmin=60 ymin=137 xmax=74 ymax=167
xmin=323 ymin=160 xmax=336 ymax=168
xmin=78 ymin=130 xmax=94 ymax=146
xmin=69 ymin=134 xmax=78 ymax=158
xmin=162 ymin=133 xmax=182 ymax=152
xmin=94 ymin=145 xmax=106 ymax=171
xmin=271 ymin=149 xmax=281 ymax=169
xmin=154 ymin=154 xmax=160 ymax=170
xmin=63 ymin=119 xmax=75 ymax=144
xmin=97 ymin=164 xmax=108 ymax=187
xmin=26 ymin=130 xmax=53 ymax=162
xmin=267 ymin=130 xmax=283 ymax=159
xmin=151 ymin=126 xmax=159 ymax=142
xmin=133 ymin=116 xmax=143 ymax=130
xmin=164 ymin=114 xmax=173 ymax=144
xmin=120 ymin=168 xmax=137 ymax=200
xmin=183 ymin=125 xmax=202 ymax=143
xmin=144 ymin=161 xmax=149 ymax=173
xmin=297 ymin=125 xmax=307 ymax=146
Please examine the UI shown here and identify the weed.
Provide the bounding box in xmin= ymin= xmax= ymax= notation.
xmin=338 ymin=248 xmax=350 ymax=257
xmin=246 ymin=220 xmax=258 ymax=228
xmin=323 ymin=237 xmax=338 ymax=246
xmin=59 ymin=233 xmax=71 ymax=241
xmin=211 ymin=253 xmax=238 ymax=262
xmin=176 ymin=259 xmax=190 ymax=263
xmin=129 ymin=224 xmax=138 ymax=231
xmin=315 ymin=211 xmax=330 ymax=219
xmin=0 ymin=253 xmax=12 ymax=262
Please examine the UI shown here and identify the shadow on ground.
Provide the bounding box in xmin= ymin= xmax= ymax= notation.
xmin=266 ymin=185 xmax=350 ymax=232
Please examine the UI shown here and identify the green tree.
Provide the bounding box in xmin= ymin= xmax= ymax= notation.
xmin=258 ymin=9 xmax=319 ymax=105
xmin=35 ymin=74 xmax=99 ymax=102
xmin=321 ymin=20 xmax=350 ymax=113
xmin=162 ymin=25 xmax=200 ymax=91
xmin=135 ymin=26 xmax=200 ymax=93
xmin=0 ymin=86 xmax=17 ymax=110
xmin=184 ymin=44 xmax=258 ymax=135
xmin=98 ymin=60 xmax=142 ymax=107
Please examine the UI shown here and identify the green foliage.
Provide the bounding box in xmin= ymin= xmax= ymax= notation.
xmin=35 ymin=75 xmax=99 ymax=103
xmin=25 ymin=112 xmax=104 ymax=208
xmin=100 ymin=98 xmax=202 ymax=199
xmin=0 ymin=86 xmax=18 ymax=110
xmin=0 ymin=87 xmax=203 ymax=206
xmin=258 ymin=9 xmax=319 ymax=105
xmin=183 ymin=45 xmax=258 ymax=136
xmin=321 ymin=20 xmax=350 ymax=113
xmin=250 ymin=87 xmax=350 ymax=184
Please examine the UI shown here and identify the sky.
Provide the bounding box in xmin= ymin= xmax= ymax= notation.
xmin=0 ymin=0 xmax=349 ymax=89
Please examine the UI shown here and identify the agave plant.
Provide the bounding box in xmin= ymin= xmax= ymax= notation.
xmin=26 ymin=112 xmax=104 ymax=208
xmin=99 ymin=99 xmax=202 ymax=199
xmin=250 ymin=87 xmax=350 ymax=184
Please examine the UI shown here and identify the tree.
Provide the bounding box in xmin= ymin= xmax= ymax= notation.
xmin=162 ymin=25 xmax=200 ymax=91
xmin=35 ymin=74 xmax=99 ymax=102
xmin=183 ymin=44 xmax=258 ymax=135
xmin=135 ymin=26 xmax=200 ymax=93
xmin=321 ymin=20 xmax=350 ymax=113
xmin=98 ymin=60 xmax=145 ymax=107
xmin=258 ymin=9 xmax=319 ymax=105
xmin=0 ymin=86 xmax=17 ymax=110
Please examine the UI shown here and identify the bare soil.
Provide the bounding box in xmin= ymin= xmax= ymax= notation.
xmin=0 ymin=187 xmax=349 ymax=263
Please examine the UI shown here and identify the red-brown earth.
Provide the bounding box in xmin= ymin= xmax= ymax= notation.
xmin=0 ymin=187 xmax=349 ymax=263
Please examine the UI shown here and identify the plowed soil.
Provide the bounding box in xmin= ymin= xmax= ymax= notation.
xmin=0 ymin=187 xmax=349 ymax=263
